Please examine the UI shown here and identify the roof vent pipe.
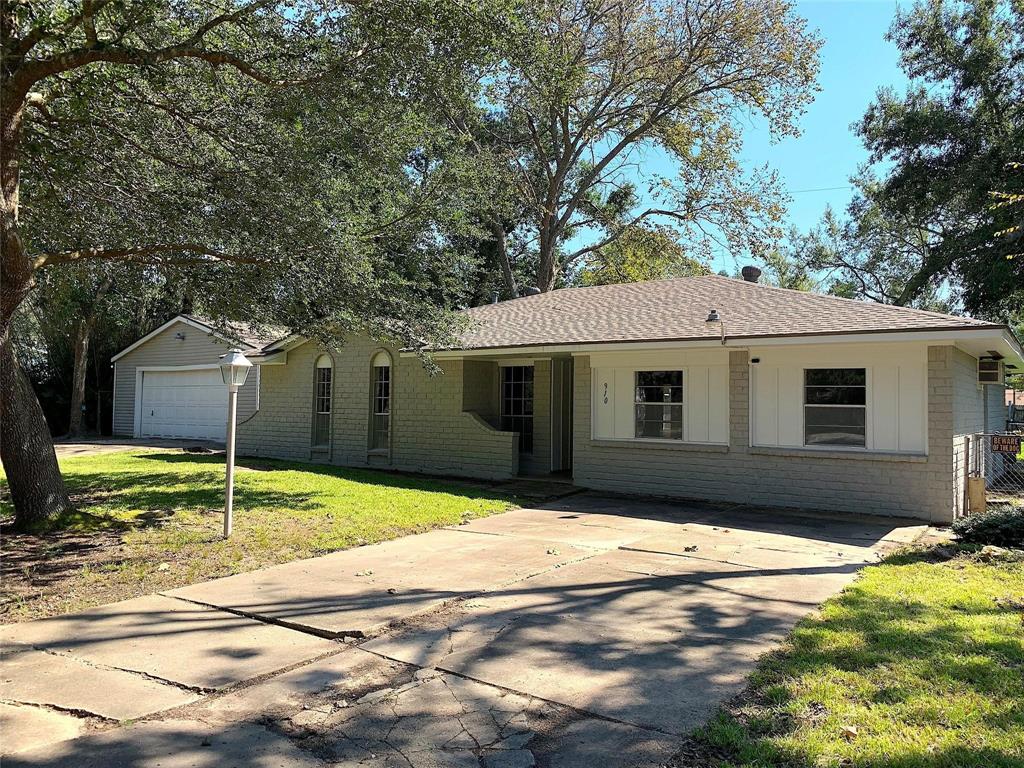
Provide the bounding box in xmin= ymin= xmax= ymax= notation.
xmin=741 ymin=266 xmax=762 ymax=283
xmin=492 ymin=291 xmax=500 ymax=304
xmin=523 ymin=286 xmax=542 ymax=296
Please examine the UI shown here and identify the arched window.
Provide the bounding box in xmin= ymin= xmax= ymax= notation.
xmin=312 ymin=355 xmax=332 ymax=447
xmin=370 ymin=351 xmax=391 ymax=451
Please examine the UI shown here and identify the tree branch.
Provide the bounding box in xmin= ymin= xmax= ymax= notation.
xmin=32 ymin=244 xmax=267 ymax=270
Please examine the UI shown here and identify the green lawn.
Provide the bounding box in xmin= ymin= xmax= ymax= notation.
xmin=0 ymin=450 xmax=515 ymax=622
xmin=693 ymin=549 xmax=1024 ymax=767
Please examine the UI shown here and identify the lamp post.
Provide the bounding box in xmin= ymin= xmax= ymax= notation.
xmin=219 ymin=349 xmax=252 ymax=538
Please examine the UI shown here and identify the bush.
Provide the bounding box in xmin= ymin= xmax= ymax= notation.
xmin=952 ymin=504 xmax=1024 ymax=548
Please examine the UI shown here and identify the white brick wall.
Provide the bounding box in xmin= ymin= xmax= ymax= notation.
xmin=236 ymin=338 xmax=518 ymax=479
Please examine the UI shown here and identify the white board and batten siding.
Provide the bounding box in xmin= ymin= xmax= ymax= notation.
xmin=112 ymin=318 xmax=259 ymax=440
xmin=749 ymin=342 xmax=928 ymax=453
xmin=588 ymin=349 xmax=730 ymax=444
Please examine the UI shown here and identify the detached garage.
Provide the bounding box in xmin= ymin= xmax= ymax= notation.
xmin=111 ymin=316 xmax=266 ymax=441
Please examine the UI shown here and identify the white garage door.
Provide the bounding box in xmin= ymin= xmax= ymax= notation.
xmin=139 ymin=369 xmax=227 ymax=441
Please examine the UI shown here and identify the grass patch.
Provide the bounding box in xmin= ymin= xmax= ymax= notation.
xmin=685 ymin=548 xmax=1024 ymax=767
xmin=0 ymin=450 xmax=516 ymax=622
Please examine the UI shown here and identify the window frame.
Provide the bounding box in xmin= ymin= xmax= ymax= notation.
xmin=500 ymin=365 xmax=534 ymax=454
xmin=369 ymin=351 xmax=392 ymax=453
xmin=312 ymin=355 xmax=333 ymax=448
xmin=802 ymin=367 xmax=868 ymax=449
xmin=633 ymin=370 xmax=684 ymax=441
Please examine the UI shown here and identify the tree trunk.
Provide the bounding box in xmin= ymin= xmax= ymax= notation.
xmin=489 ymin=221 xmax=518 ymax=298
xmin=67 ymin=320 xmax=91 ymax=437
xmin=67 ymin=279 xmax=110 ymax=437
xmin=1 ymin=325 xmax=74 ymax=531
xmin=536 ymin=240 xmax=558 ymax=292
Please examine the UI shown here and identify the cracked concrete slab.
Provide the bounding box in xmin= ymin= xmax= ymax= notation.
xmin=446 ymin=503 xmax=710 ymax=550
xmin=199 ymin=646 xmax=390 ymax=721
xmin=0 ymin=703 xmax=87 ymax=756
xmin=3 ymin=719 xmax=322 ymax=768
xmin=0 ymin=594 xmax=336 ymax=691
xmin=364 ymin=506 xmax=911 ymax=735
xmin=2 ymin=493 xmax=922 ymax=767
xmin=166 ymin=528 xmax=596 ymax=637
xmin=1 ymin=642 xmax=198 ymax=721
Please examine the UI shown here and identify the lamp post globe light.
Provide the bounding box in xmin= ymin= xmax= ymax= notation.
xmin=219 ymin=349 xmax=252 ymax=538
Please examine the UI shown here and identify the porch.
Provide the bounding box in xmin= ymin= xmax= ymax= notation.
xmin=459 ymin=355 xmax=574 ymax=478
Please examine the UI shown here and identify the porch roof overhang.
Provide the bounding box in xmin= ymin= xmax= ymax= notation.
xmin=404 ymin=325 xmax=1024 ymax=369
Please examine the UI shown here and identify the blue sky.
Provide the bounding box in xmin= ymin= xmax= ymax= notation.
xmin=711 ymin=0 xmax=909 ymax=272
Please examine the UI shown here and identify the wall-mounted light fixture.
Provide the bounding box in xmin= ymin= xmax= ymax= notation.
xmin=705 ymin=309 xmax=726 ymax=345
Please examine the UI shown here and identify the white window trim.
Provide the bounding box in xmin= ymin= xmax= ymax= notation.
xmin=589 ymin=366 xmax=729 ymax=446
xmin=632 ymin=369 xmax=685 ymax=442
xmin=800 ymin=366 xmax=873 ymax=451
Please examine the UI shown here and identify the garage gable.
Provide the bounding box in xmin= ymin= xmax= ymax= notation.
xmin=112 ymin=317 xmax=260 ymax=439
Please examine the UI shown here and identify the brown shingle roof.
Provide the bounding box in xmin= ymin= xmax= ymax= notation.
xmin=456 ymin=275 xmax=997 ymax=350
xmin=184 ymin=314 xmax=288 ymax=350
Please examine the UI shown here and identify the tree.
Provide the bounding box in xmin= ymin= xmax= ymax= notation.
xmin=18 ymin=263 xmax=188 ymax=437
xmin=798 ymin=203 xmax=952 ymax=311
xmin=757 ymin=229 xmax=817 ymax=291
xmin=1 ymin=1 xmax=510 ymax=529
xmin=574 ymin=225 xmax=709 ymax=286
xmin=825 ymin=0 xmax=1024 ymax=315
xmin=456 ymin=0 xmax=820 ymax=295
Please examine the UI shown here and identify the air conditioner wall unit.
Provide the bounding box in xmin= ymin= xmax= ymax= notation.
xmin=978 ymin=358 xmax=1003 ymax=385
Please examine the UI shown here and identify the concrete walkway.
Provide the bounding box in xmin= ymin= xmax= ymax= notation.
xmin=1 ymin=494 xmax=925 ymax=767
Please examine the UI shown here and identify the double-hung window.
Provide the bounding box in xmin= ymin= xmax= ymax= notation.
xmin=501 ymin=366 xmax=534 ymax=453
xmin=634 ymin=371 xmax=683 ymax=440
xmin=804 ymin=368 xmax=866 ymax=447
xmin=313 ymin=355 xmax=332 ymax=447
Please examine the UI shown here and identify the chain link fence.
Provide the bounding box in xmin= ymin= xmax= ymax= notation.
xmin=966 ymin=431 xmax=1024 ymax=513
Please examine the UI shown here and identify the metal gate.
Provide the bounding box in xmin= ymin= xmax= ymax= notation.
xmin=965 ymin=432 xmax=1024 ymax=513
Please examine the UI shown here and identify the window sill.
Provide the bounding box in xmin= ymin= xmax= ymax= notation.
xmin=749 ymin=446 xmax=928 ymax=463
xmin=589 ymin=438 xmax=729 ymax=453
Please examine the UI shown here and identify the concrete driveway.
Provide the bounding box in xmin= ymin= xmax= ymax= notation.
xmin=53 ymin=438 xmax=223 ymax=458
xmin=2 ymin=493 xmax=925 ymax=767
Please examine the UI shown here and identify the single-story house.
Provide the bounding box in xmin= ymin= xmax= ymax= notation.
xmin=111 ymin=274 xmax=1023 ymax=523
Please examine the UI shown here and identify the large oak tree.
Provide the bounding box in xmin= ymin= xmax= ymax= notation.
xmin=456 ymin=0 xmax=821 ymax=294
xmin=803 ymin=0 xmax=1023 ymax=316
xmin=1 ymin=0 xmax=509 ymax=529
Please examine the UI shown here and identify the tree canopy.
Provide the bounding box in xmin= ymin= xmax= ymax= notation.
xmin=1 ymin=0 xmax=515 ymax=527
xmin=804 ymin=0 xmax=1023 ymax=316
xmin=454 ymin=0 xmax=821 ymax=294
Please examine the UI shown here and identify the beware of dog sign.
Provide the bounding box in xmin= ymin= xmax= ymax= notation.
xmin=991 ymin=435 xmax=1022 ymax=454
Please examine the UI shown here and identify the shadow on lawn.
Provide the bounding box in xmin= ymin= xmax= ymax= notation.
xmin=36 ymin=452 xmax=512 ymax=532
xmin=681 ymin=554 xmax=1024 ymax=768
xmin=139 ymin=451 xmax=514 ymax=498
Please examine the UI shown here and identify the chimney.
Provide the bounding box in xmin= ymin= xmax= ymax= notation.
xmin=741 ymin=265 xmax=762 ymax=283
xmin=492 ymin=291 xmax=500 ymax=304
